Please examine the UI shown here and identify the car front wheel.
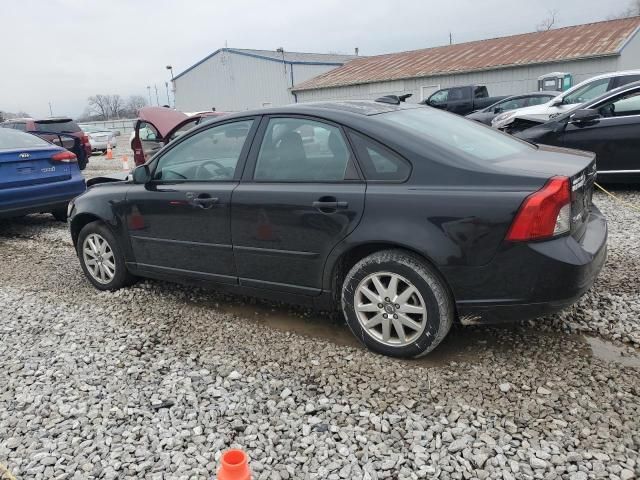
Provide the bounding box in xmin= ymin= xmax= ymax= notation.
xmin=77 ymin=221 xmax=135 ymax=290
xmin=341 ymin=250 xmax=454 ymax=358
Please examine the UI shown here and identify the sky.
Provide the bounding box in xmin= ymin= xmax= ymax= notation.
xmin=0 ymin=0 xmax=634 ymax=118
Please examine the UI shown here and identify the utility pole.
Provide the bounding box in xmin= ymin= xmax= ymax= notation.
xmin=48 ymin=102 xmax=53 ymax=117
xmin=165 ymin=82 xmax=171 ymax=106
xmin=154 ymin=85 xmax=160 ymax=106
xmin=449 ymin=32 xmax=453 ymax=45
xmin=146 ymin=86 xmax=152 ymax=106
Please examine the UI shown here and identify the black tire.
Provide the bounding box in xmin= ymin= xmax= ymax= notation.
xmin=51 ymin=208 xmax=67 ymax=222
xmin=341 ymin=249 xmax=454 ymax=358
xmin=76 ymin=221 xmax=136 ymax=291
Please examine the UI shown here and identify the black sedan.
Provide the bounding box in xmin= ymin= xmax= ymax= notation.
xmin=68 ymin=100 xmax=607 ymax=358
xmin=515 ymin=81 xmax=640 ymax=183
xmin=465 ymin=91 xmax=560 ymax=125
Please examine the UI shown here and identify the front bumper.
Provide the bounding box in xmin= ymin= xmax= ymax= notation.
xmin=448 ymin=205 xmax=608 ymax=324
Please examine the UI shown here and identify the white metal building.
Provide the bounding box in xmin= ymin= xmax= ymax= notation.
xmin=292 ymin=18 xmax=640 ymax=103
xmin=172 ymin=48 xmax=357 ymax=112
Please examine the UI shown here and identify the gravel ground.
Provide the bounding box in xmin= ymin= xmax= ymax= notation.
xmin=0 ymin=148 xmax=639 ymax=479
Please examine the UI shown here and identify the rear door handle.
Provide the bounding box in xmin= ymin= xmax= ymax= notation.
xmin=312 ymin=200 xmax=348 ymax=210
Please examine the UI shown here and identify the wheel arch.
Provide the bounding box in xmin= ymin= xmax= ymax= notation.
xmin=70 ymin=213 xmax=107 ymax=246
xmin=326 ymin=241 xmax=455 ymax=308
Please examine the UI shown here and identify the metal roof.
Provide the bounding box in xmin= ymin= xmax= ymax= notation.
xmin=173 ymin=48 xmax=358 ymax=81
xmin=292 ymin=17 xmax=640 ymax=92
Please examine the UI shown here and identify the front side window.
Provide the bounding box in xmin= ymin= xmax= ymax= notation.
xmin=597 ymin=90 xmax=640 ymax=117
xmin=563 ymin=78 xmax=610 ymax=105
xmin=154 ymin=120 xmax=253 ymax=181
xmin=254 ymin=118 xmax=355 ymax=182
xmin=474 ymin=86 xmax=488 ymax=99
xmin=348 ymin=132 xmax=411 ymax=181
xmin=380 ymin=107 xmax=534 ymax=163
xmin=449 ymin=87 xmax=470 ymax=101
xmin=494 ymin=97 xmax=528 ymax=111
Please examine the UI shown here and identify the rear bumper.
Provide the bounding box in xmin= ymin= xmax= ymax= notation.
xmin=0 ymin=176 xmax=86 ymax=218
xmin=448 ymin=205 xmax=608 ymax=324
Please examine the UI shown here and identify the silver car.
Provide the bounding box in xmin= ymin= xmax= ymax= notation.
xmin=79 ymin=125 xmax=117 ymax=153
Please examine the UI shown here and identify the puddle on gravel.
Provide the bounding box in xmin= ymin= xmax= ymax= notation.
xmin=219 ymin=302 xmax=516 ymax=367
xmin=219 ymin=302 xmax=640 ymax=368
xmin=585 ymin=336 xmax=640 ymax=368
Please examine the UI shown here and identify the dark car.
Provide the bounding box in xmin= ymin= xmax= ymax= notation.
xmin=515 ymin=81 xmax=640 ymax=183
xmin=0 ymin=128 xmax=85 ymax=220
xmin=68 ymin=100 xmax=606 ymax=358
xmin=1 ymin=117 xmax=92 ymax=170
xmin=465 ymin=92 xmax=560 ymax=125
xmin=422 ymin=85 xmax=508 ymax=115
xmin=131 ymin=107 xmax=227 ymax=166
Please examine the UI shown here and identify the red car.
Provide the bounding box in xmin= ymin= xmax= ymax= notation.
xmin=1 ymin=117 xmax=92 ymax=170
xmin=131 ymin=108 xmax=227 ymax=166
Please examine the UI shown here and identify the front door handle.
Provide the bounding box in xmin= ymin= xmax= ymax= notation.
xmin=187 ymin=192 xmax=219 ymax=209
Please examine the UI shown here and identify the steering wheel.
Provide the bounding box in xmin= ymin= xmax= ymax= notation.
xmin=195 ymin=160 xmax=232 ymax=180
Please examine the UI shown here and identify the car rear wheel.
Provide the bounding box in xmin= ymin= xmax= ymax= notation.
xmin=77 ymin=221 xmax=136 ymax=290
xmin=341 ymin=250 xmax=454 ymax=358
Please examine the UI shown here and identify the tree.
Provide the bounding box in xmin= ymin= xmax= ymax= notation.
xmin=87 ymin=94 xmax=111 ymax=120
xmin=125 ymin=95 xmax=147 ymax=117
xmin=537 ymin=9 xmax=559 ymax=31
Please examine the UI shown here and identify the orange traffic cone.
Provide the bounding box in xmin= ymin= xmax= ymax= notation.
xmin=121 ymin=155 xmax=130 ymax=171
xmin=106 ymin=143 xmax=113 ymax=160
xmin=216 ymin=449 xmax=252 ymax=480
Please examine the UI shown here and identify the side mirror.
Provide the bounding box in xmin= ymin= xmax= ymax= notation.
xmin=493 ymin=107 xmax=503 ymax=114
xmin=132 ymin=164 xmax=151 ymax=184
xmin=570 ymin=109 xmax=600 ymax=124
xmin=551 ymin=98 xmax=563 ymax=107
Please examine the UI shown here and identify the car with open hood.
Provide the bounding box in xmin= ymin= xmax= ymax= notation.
xmin=130 ymin=107 xmax=226 ymax=166
xmin=492 ymin=70 xmax=640 ymax=131
xmin=515 ymin=81 xmax=640 ymax=183
xmin=69 ymin=99 xmax=606 ymax=358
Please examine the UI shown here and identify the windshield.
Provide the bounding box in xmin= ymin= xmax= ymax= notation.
xmin=380 ymin=107 xmax=534 ymax=162
xmin=0 ymin=128 xmax=51 ymax=149
xmin=562 ymin=78 xmax=609 ymax=105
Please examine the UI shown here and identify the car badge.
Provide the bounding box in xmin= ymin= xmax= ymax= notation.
xmin=19 ymin=153 xmax=31 ymax=159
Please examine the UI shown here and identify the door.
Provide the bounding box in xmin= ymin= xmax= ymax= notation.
xmin=125 ymin=118 xmax=257 ymax=283
xmin=560 ymin=88 xmax=640 ymax=173
xmin=231 ymin=116 xmax=366 ymax=295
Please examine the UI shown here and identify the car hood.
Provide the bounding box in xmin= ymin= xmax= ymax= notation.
xmin=86 ymin=172 xmax=130 ymax=187
xmin=138 ymin=107 xmax=188 ymax=138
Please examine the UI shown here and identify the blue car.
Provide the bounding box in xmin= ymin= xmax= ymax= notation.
xmin=0 ymin=128 xmax=86 ymax=221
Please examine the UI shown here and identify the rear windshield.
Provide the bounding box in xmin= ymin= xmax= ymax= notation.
xmin=34 ymin=120 xmax=80 ymax=133
xmin=379 ymin=107 xmax=534 ymax=162
xmin=0 ymin=128 xmax=51 ymax=149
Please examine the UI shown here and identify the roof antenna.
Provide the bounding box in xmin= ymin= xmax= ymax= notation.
xmin=375 ymin=94 xmax=412 ymax=105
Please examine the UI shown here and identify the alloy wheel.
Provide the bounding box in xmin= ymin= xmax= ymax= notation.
xmin=82 ymin=233 xmax=116 ymax=284
xmin=354 ymin=272 xmax=428 ymax=347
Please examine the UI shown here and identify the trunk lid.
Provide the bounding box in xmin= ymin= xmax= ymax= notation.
xmin=0 ymin=147 xmax=72 ymax=189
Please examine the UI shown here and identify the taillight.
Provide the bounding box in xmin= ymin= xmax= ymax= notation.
xmin=81 ymin=134 xmax=90 ymax=145
xmin=506 ymin=176 xmax=571 ymax=242
xmin=52 ymin=151 xmax=77 ymax=163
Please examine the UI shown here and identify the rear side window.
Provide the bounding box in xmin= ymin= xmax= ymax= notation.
xmin=474 ymin=86 xmax=488 ymax=98
xmin=614 ymin=74 xmax=640 ymax=88
xmin=254 ymin=117 xmax=357 ymax=182
xmin=348 ymin=131 xmax=411 ymax=182
xmin=34 ymin=120 xmax=80 ymax=133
